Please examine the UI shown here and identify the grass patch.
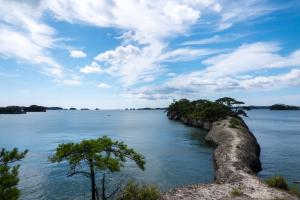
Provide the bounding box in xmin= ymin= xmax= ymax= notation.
xmin=289 ymin=185 xmax=300 ymax=197
xmin=229 ymin=117 xmax=243 ymax=128
xmin=265 ymin=176 xmax=300 ymax=197
xmin=230 ymin=188 xmax=242 ymax=197
xmin=117 ymin=181 xmax=161 ymax=200
xmin=265 ymin=176 xmax=289 ymax=191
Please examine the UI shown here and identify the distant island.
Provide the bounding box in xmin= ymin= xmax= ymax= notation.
xmin=0 ymin=105 xmax=66 ymax=114
xmin=242 ymin=104 xmax=300 ymax=110
xmin=0 ymin=105 xmax=46 ymax=114
xmin=125 ymin=107 xmax=166 ymax=110
xmin=46 ymin=107 xmax=63 ymax=110
xmin=269 ymin=104 xmax=300 ymax=110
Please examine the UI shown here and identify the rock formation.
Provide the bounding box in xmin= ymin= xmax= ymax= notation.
xmin=163 ymin=116 xmax=299 ymax=200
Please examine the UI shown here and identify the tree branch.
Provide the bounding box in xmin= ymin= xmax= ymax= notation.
xmin=67 ymin=171 xmax=91 ymax=177
xmin=106 ymin=186 xmax=120 ymax=200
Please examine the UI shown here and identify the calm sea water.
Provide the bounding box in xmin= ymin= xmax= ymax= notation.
xmin=243 ymin=110 xmax=300 ymax=183
xmin=0 ymin=110 xmax=299 ymax=199
xmin=0 ymin=110 xmax=213 ymax=200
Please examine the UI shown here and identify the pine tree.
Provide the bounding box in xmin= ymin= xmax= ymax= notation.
xmin=49 ymin=136 xmax=145 ymax=200
xmin=0 ymin=148 xmax=28 ymax=200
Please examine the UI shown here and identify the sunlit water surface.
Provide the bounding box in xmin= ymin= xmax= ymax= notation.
xmin=243 ymin=110 xmax=300 ymax=183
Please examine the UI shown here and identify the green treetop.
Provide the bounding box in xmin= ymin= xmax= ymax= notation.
xmin=49 ymin=136 xmax=145 ymax=200
xmin=0 ymin=148 xmax=28 ymax=200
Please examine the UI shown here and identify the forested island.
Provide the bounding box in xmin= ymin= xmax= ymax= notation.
xmin=0 ymin=105 xmax=46 ymax=114
xmin=270 ymin=104 xmax=300 ymax=110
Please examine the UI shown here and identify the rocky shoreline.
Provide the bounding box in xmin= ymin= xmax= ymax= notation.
xmin=162 ymin=115 xmax=298 ymax=200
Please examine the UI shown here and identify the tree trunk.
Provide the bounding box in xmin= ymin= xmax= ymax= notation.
xmin=90 ymin=163 xmax=96 ymax=200
xmin=102 ymin=173 xmax=106 ymax=200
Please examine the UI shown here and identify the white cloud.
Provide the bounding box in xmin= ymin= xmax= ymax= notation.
xmin=182 ymin=34 xmax=246 ymax=45
xmin=159 ymin=47 xmax=224 ymax=62
xmin=70 ymin=50 xmax=87 ymax=58
xmin=80 ymin=62 xmax=103 ymax=74
xmin=54 ymin=75 xmax=82 ymax=86
xmin=127 ymin=42 xmax=300 ymax=100
xmin=44 ymin=0 xmax=222 ymax=85
xmin=97 ymin=83 xmax=112 ymax=89
xmin=217 ymin=0 xmax=283 ymax=30
xmin=1 ymin=0 xmax=296 ymax=91
xmin=44 ymin=0 xmax=211 ymax=44
xmin=0 ymin=0 xmax=64 ymax=78
xmin=97 ymin=44 xmax=164 ymax=85
xmin=95 ymin=45 xmax=141 ymax=62
xmin=83 ymin=44 xmax=224 ymax=85
xmin=240 ymin=69 xmax=300 ymax=89
xmin=163 ymin=1 xmax=200 ymax=24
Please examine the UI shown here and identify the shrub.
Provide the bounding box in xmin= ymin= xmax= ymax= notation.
xmin=229 ymin=117 xmax=243 ymax=128
xmin=265 ymin=176 xmax=289 ymax=191
xmin=117 ymin=181 xmax=161 ymax=200
xmin=230 ymin=188 xmax=242 ymax=197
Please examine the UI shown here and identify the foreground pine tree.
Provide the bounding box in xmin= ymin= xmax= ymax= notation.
xmin=0 ymin=148 xmax=28 ymax=200
xmin=49 ymin=136 xmax=145 ymax=200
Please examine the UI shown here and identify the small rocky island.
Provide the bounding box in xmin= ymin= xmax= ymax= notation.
xmin=163 ymin=98 xmax=298 ymax=200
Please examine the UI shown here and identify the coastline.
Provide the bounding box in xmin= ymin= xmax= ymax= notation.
xmin=163 ymin=116 xmax=298 ymax=200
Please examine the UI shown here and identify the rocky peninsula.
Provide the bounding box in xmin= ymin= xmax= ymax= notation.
xmin=163 ymin=98 xmax=298 ymax=200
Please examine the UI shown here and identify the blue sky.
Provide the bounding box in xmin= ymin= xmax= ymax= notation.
xmin=0 ymin=0 xmax=300 ymax=109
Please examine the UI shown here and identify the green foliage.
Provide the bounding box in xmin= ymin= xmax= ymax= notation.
xmin=289 ymin=185 xmax=300 ymax=197
xmin=230 ymin=188 xmax=242 ymax=197
xmin=165 ymin=99 xmax=194 ymax=119
xmin=117 ymin=181 xmax=161 ymax=200
xmin=49 ymin=136 xmax=145 ymax=200
xmin=166 ymin=97 xmax=248 ymax=123
xmin=229 ymin=117 xmax=244 ymax=128
xmin=216 ymin=97 xmax=248 ymax=117
xmin=0 ymin=148 xmax=28 ymax=200
xmin=265 ymin=176 xmax=289 ymax=191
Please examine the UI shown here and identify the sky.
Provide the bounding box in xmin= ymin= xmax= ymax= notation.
xmin=0 ymin=0 xmax=300 ymax=109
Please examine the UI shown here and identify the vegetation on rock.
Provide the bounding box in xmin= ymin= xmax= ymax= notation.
xmin=0 ymin=148 xmax=28 ymax=200
xmin=265 ymin=176 xmax=300 ymax=197
xmin=166 ymin=97 xmax=247 ymax=123
xmin=265 ymin=176 xmax=289 ymax=190
xmin=49 ymin=136 xmax=145 ymax=200
xmin=230 ymin=188 xmax=242 ymax=197
xmin=229 ymin=117 xmax=244 ymax=128
xmin=117 ymin=181 xmax=161 ymax=200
